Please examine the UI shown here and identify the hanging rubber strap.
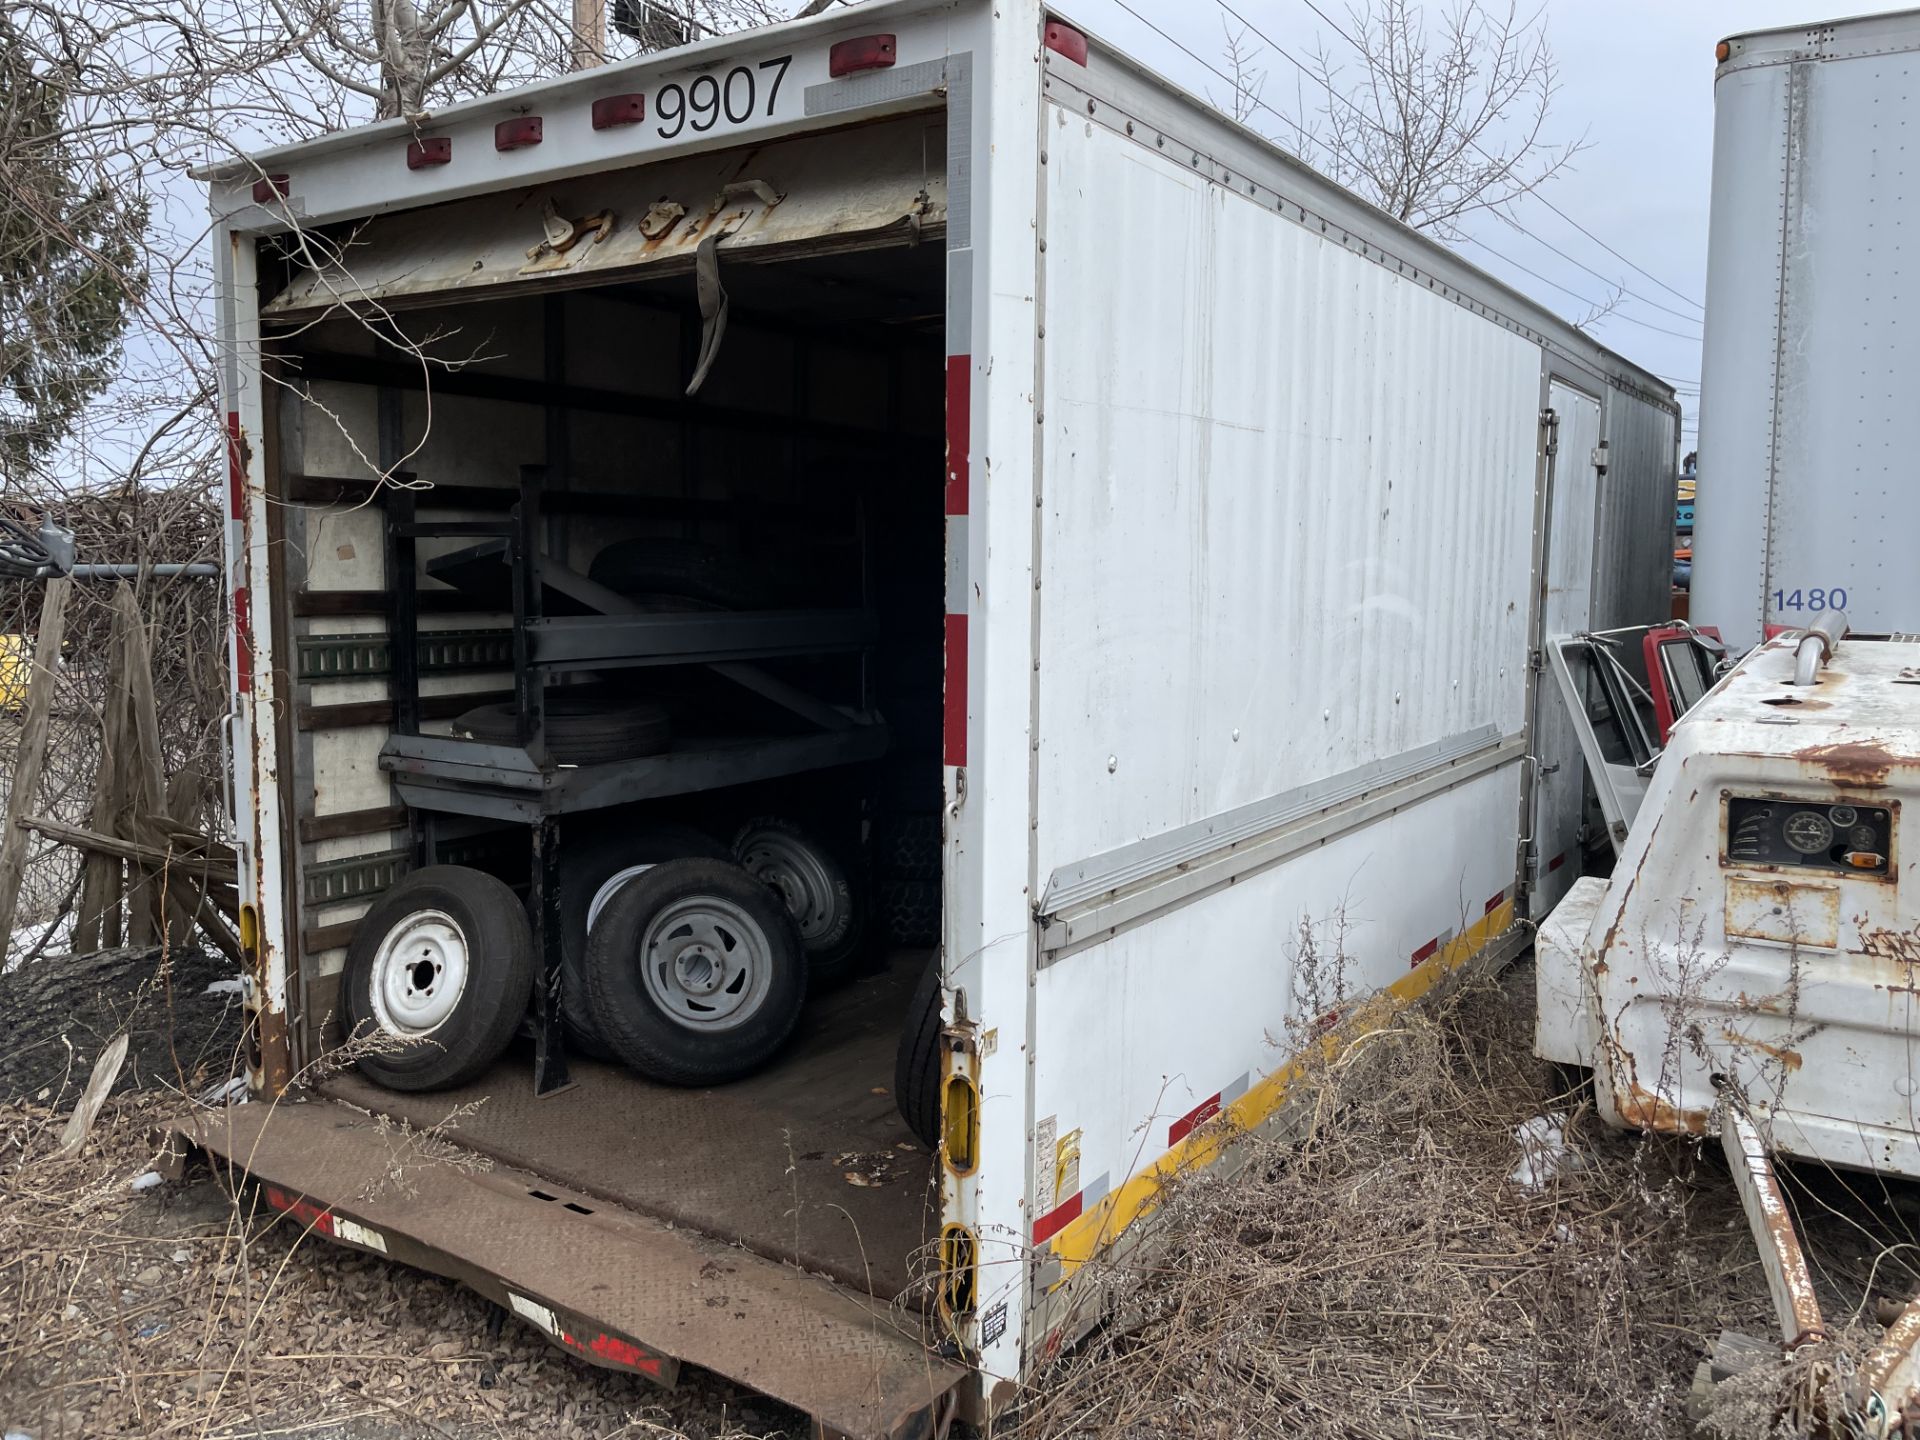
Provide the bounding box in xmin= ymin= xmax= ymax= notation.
xmin=686 ymin=230 xmax=729 ymax=397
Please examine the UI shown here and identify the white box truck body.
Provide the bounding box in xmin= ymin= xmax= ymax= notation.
xmin=181 ymin=2 xmax=1676 ymax=1431
xmin=1693 ymin=9 xmax=1920 ymax=649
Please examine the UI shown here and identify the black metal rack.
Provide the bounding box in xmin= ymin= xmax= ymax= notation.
xmin=376 ymin=464 xmax=888 ymax=1096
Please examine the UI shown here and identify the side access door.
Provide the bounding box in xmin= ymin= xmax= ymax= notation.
xmin=1528 ymin=381 xmax=1603 ymax=916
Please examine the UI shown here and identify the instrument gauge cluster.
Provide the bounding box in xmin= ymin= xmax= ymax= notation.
xmin=1725 ymin=796 xmax=1893 ymax=876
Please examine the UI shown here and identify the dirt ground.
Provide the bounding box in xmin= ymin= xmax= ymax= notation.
xmin=3 ymin=959 xmax=1917 ymax=1440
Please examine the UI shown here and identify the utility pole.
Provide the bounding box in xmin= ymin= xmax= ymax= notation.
xmin=571 ymin=0 xmax=607 ymax=69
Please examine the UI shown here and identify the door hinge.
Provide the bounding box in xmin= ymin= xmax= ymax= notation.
xmin=1540 ymin=407 xmax=1559 ymax=457
xmin=1591 ymin=438 xmax=1609 ymax=475
xmin=1528 ymin=647 xmax=1545 ymax=672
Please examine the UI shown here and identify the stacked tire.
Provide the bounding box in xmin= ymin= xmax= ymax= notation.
xmin=451 ymin=694 xmax=671 ymax=764
xmin=344 ymin=811 xmax=873 ymax=1090
xmin=345 ymin=537 xmax=881 ymax=1092
xmin=876 ymin=810 xmax=940 ymax=947
xmin=585 ymin=856 xmax=807 ymax=1085
xmin=342 ymin=867 xmax=536 ymax=1092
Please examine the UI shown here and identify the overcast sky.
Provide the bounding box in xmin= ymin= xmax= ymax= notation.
xmin=1063 ymin=0 xmax=1917 ymax=449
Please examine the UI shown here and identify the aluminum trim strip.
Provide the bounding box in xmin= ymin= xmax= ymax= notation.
xmin=1041 ymin=723 xmax=1502 ymax=912
xmin=804 ymin=54 xmax=953 ymax=117
xmin=1038 ymin=733 xmax=1526 ymax=962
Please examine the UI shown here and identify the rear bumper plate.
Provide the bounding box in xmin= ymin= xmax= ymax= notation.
xmin=168 ymin=1100 xmax=963 ymax=1439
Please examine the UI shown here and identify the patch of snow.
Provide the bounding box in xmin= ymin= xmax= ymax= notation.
xmin=129 ymin=1171 xmax=163 ymax=1192
xmin=198 ymin=1076 xmax=248 ymax=1106
xmin=1509 ymin=1113 xmax=1583 ymax=1192
xmin=201 ymin=977 xmax=245 ymax=997
xmin=5 ymin=912 xmax=73 ymax=972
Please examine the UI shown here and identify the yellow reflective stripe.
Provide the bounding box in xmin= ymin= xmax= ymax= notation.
xmin=1045 ymin=900 xmax=1517 ymax=1281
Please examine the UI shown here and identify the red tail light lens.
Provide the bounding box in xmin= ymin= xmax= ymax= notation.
xmin=495 ymin=117 xmax=543 ymax=151
xmin=591 ymin=93 xmax=646 ymax=129
xmin=406 ymin=137 xmax=452 ymax=169
xmin=829 ymin=34 xmax=896 ymax=76
xmin=1044 ymin=18 xmax=1089 ymax=65
xmin=251 ymin=173 xmax=289 ymax=204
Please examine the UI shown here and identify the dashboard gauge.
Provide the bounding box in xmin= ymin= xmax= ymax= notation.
xmin=1783 ymin=810 xmax=1836 ymax=855
xmin=1830 ymin=805 xmax=1859 ymax=828
xmin=1851 ymin=824 xmax=1879 ymax=851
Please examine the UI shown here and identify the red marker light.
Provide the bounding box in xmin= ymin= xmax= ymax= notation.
xmin=1044 ymin=18 xmax=1089 ymax=65
xmin=591 ymin=93 xmax=646 ymax=129
xmin=251 ymin=173 xmax=289 ymax=204
xmin=406 ymin=137 xmax=452 ymax=170
xmin=495 ymin=117 xmax=543 ymax=151
xmin=829 ymin=34 xmax=896 ymax=76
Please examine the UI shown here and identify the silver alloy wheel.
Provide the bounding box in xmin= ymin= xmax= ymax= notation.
xmin=369 ymin=908 xmax=470 ymax=1036
xmin=736 ymin=827 xmax=838 ymax=945
xmin=639 ymin=894 xmax=774 ymax=1030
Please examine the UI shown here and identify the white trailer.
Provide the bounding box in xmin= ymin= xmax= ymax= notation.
xmin=1693 ymin=9 xmax=1920 ymax=649
xmin=175 ymin=3 xmax=1676 ymax=1431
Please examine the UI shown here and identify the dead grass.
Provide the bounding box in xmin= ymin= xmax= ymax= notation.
xmin=9 ymin=960 xmax=1919 ymax=1440
xmin=0 ymin=1090 xmax=798 ymax=1439
xmin=1009 ymin=967 xmax=1783 ymax=1440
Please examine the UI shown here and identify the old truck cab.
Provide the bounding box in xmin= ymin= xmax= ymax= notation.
xmin=1537 ymin=621 xmax=1920 ymax=1177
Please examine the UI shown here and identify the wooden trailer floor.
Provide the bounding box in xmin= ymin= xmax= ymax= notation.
xmin=323 ymin=953 xmax=937 ymax=1304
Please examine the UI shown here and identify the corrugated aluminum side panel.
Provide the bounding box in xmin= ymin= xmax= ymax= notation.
xmin=1025 ymin=107 xmax=1537 ymax=1262
xmin=1592 ymin=387 xmax=1678 ymax=633
xmin=1696 ymin=32 xmax=1920 ymax=646
xmin=1033 ymin=115 xmax=1539 ymax=881
xmin=1692 ymin=57 xmax=1785 ymax=647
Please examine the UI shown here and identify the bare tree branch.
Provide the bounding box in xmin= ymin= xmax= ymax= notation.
xmin=1242 ymin=0 xmax=1587 ymax=238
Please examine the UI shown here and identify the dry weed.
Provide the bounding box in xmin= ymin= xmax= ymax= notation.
xmin=1011 ymin=966 xmax=1777 ymax=1440
xmin=0 ymin=1090 xmax=800 ymax=1439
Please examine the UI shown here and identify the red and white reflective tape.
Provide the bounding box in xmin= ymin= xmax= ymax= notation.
xmin=943 ymin=356 xmax=970 ymax=767
xmin=509 ymin=1290 xmax=668 ymax=1378
xmin=262 ymin=1186 xmax=387 ymax=1252
xmin=1032 ymin=1166 xmax=1110 ymax=1247
xmin=1167 ymin=1091 xmax=1220 ymax=1147
xmin=263 ymin=1184 xmax=333 ymax=1235
xmin=226 ymin=412 xmax=254 ymax=695
xmin=225 ymin=412 xmax=246 ymax=520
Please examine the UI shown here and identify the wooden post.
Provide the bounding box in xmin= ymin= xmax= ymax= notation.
xmin=115 ymin=585 xmax=166 ymax=949
xmin=0 ymin=579 xmax=72 ymax=951
xmin=74 ymin=671 xmax=126 ymax=950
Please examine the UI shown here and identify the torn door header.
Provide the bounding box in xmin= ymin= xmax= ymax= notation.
xmin=264 ymin=116 xmax=947 ymax=318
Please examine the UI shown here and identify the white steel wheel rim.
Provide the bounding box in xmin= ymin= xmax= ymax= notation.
xmin=586 ymin=863 xmax=657 ymax=933
xmin=738 ymin=830 xmax=838 ymax=945
xmin=369 ymin=908 xmax=469 ymax=1037
xmin=639 ymin=895 xmax=774 ymax=1031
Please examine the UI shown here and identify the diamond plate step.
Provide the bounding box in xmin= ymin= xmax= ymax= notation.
xmin=169 ymin=1101 xmax=963 ymax=1439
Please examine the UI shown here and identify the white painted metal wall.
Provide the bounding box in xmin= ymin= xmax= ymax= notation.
xmin=1029 ymin=102 xmax=1540 ymax=1252
xmin=1034 ymin=117 xmax=1539 ymax=880
xmin=1695 ymin=12 xmax=1920 ymax=647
